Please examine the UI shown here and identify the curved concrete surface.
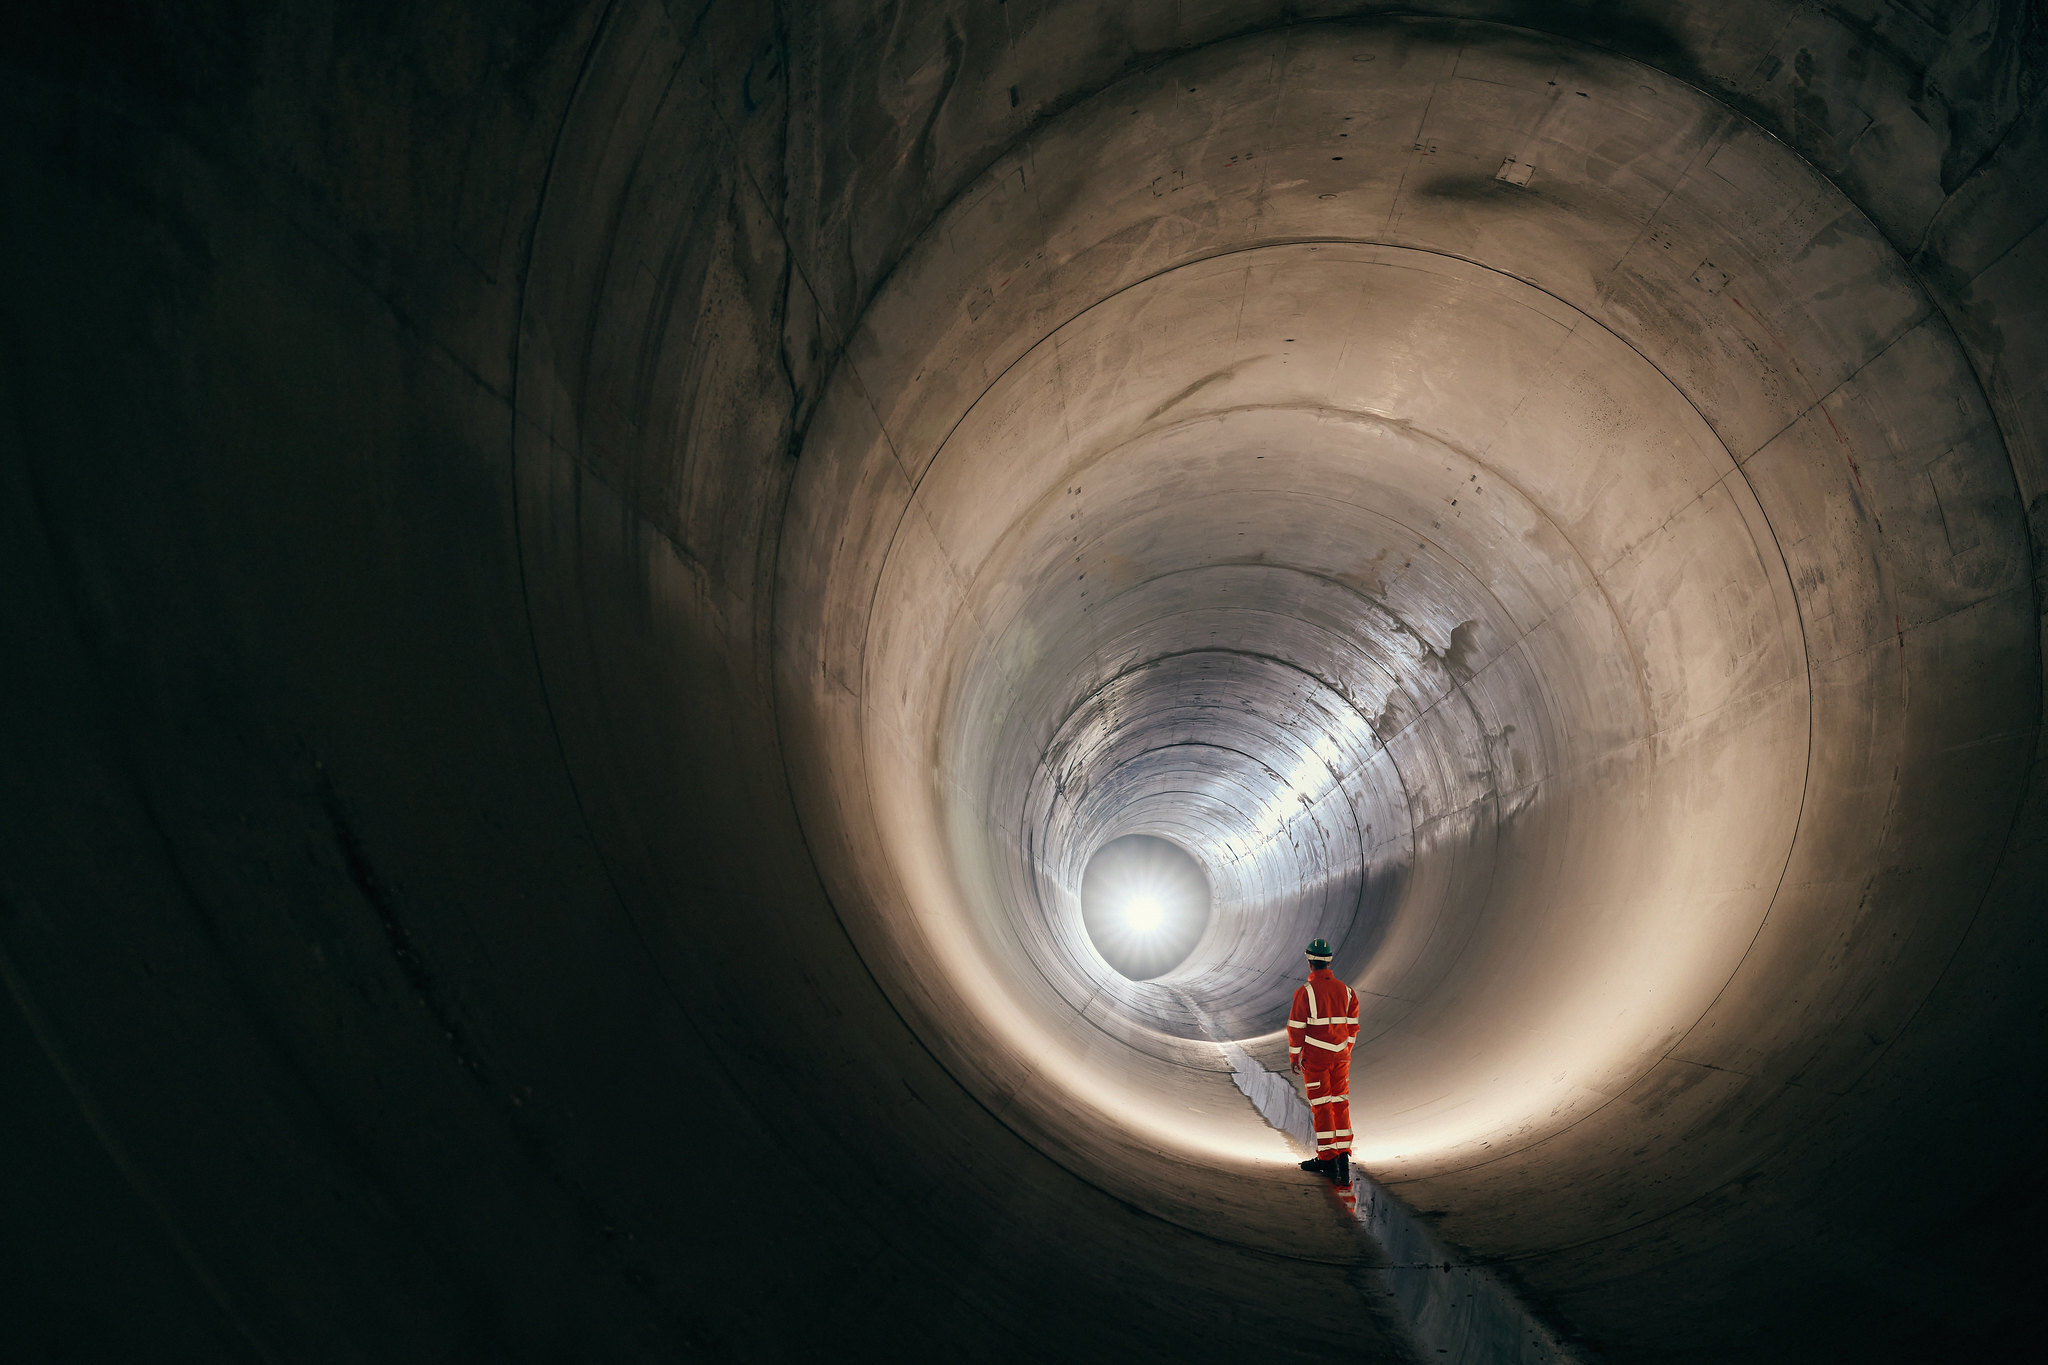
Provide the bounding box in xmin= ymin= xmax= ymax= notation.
xmin=3 ymin=4 xmax=2044 ymax=1362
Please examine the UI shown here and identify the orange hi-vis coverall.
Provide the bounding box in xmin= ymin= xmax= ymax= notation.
xmin=1287 ymin=967 xmax=1361 ymax=1158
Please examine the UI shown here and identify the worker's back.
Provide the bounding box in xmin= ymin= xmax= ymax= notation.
xmin=1287 ymin=968 xmax=1359 ymax=1062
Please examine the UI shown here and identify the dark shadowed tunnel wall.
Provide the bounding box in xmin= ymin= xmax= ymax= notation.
xmin=2 ymin=4 xmax=2045 ymax=1363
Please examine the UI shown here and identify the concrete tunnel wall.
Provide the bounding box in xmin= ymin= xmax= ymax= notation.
xmin=2 ymin=3 xmax=2044 ymax=1362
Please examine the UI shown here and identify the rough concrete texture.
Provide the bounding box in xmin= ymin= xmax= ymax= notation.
xmin=2 ymin=3 xmax=2044 ymax=1362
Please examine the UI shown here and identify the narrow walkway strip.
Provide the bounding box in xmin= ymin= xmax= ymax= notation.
xmin=1173 ymin=990 xmax=1588 ymax=1365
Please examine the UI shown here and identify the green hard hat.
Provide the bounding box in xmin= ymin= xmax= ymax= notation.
xmin=1306 ymin=939 xmax=1333 ymax=961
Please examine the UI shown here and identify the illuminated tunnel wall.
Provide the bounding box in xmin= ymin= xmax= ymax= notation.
xmin=2 ymin=4 xmax=2044 ymax=1363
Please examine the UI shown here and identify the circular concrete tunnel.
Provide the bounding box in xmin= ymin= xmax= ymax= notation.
xmin=2 ymin=5 xmax=2045 ymax=1364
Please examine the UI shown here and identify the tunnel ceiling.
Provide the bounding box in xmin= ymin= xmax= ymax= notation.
xmin=4 ymin=3 xmax=2046 ymax=1363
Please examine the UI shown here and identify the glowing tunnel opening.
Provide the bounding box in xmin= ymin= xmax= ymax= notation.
xmin=1079 ymin=834 xmax=1211 ymax=980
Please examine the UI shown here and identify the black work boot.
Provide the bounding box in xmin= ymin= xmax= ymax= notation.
xmin=1334 ymin=1153 xmax=1352 ymax=1188
xmin=1299 ymin=1155 xmax=1334 ymax=1176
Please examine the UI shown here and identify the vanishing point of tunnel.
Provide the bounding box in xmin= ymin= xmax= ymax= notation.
xmin=3 ymin=3 xmax=2045 ymax=1362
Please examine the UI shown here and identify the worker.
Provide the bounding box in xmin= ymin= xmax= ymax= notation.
xmin=1288 ymin=938 xmax=1360 ymax=1187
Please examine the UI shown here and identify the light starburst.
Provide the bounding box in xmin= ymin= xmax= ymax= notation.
xmin=1125 ymin=894 xmax=1165 ymax=932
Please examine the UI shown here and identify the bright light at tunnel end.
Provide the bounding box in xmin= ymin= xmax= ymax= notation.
xmin=1079 ymin=835 xmax=1212 ymax=981
xmin=1124 ymin=893 xmax=1166 ymax=933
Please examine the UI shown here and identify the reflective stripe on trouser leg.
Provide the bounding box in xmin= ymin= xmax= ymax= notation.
xmin=1304 ymin=1073 xmax=1335 ymax=1153
xmin=1303 ymin=1055 xmax=1352 ymax=1154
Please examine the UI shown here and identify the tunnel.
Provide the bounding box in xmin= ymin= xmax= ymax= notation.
xmin=2 ymin=2 xmax=2045 ymax=1361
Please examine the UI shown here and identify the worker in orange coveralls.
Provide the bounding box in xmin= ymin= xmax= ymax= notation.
xmin=1288 ymin=938 xmax=1360 ymax=1188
